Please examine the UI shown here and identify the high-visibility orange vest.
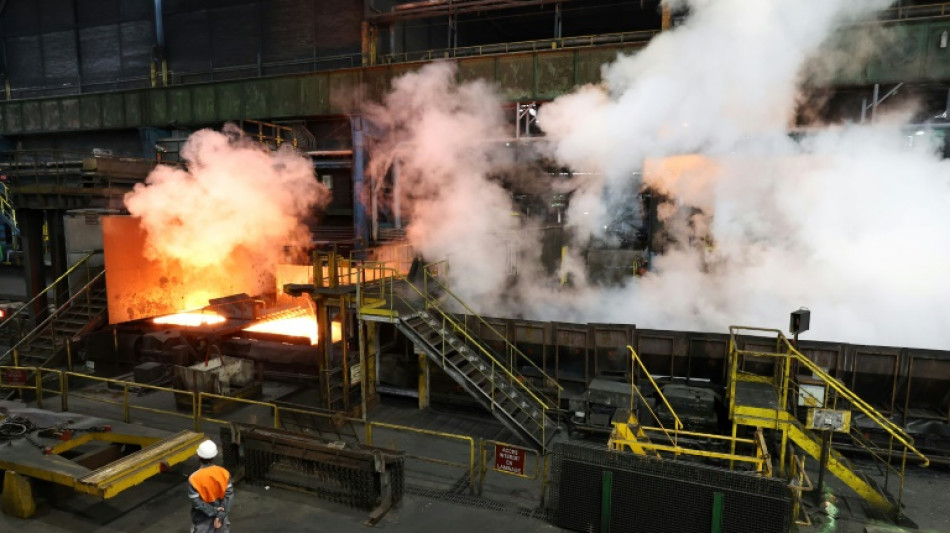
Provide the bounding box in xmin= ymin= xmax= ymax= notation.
xmin=189 ymin=465 xmax=230 ymax=503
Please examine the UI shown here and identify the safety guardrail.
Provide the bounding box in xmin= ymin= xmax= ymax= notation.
xmin=62 ymin=371 xmax=196 ymax=425
xmin=356 ymin=260 xmax=561 ymax=447
xmin=366 ymin=420 xmax=476 ymax=495
xmin=0 ymin=250 xmax=97 ymax=347
xmin=788 ymin=454 xmax=813 ymax=526
xmin=880 ymin=2 xmax=950 ymax=21
xmin=0 ymin=365 xmax=64 ymax=410
xmin=378 ymin=29 xmax=658 ymax=64
xmin=728 ymin=325 xmax=929 ymax=518
xmin=7 ymin=269 xmax=106 ymax=367
xmin=626 ymin=345 xmax=682 ymax=447
xmin=0 ymin=370 xmax=483 ymax=496
xmin=728 ymin=326 xmax=928 ymax=467
xmin=421 ymin=263 xmax=562 ymax=406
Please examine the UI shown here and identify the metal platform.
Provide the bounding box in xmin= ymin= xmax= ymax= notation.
xmin=733 ymin=380 xmax=780 ymax=410
xmin=0 ymin=402 xmax=205 ymax=515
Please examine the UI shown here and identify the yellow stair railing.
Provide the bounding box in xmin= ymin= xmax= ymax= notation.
xmin=353 ymin=258 xmax=562 ymax=448
xmin=727 ymin=325 xmax=929 ymax=519
xmin=0 ymin=251 xmax=105 ymax=368
xmin=608 ymin=346 xmax=772 ymax=473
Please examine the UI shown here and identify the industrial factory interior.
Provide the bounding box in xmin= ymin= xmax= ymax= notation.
xmin=2 ymin=1 xmax=950 ymax=532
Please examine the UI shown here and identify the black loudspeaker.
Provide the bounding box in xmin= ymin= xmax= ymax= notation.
xmin=790 ymin=308 xmax=811 ymax=334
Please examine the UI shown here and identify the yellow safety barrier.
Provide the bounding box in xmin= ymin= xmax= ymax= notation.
xmin=0 ymin=366 xmax=65 ymax=411
xmin=366 ymin=421 xmax=476 ymax=494
xmin=358 ymin=261 xmax=561 ymax=448
xmin=64 ymin=372 xmax=196 ymax=425
xmin=788 ymin=454 xmax=813 ymax=526
xmin=275 ymin=405 xmax=365 ymax=441
xmin=196 ymin=392 xmax=280 ymax=431
xmin=727 ymin=325 xmax=928 ymax=518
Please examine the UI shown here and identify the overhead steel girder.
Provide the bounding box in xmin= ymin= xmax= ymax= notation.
xmin=2 ymin=18 xmax=950 ymax=136
xmin=0 ymin=43 xmax=641 ymax=136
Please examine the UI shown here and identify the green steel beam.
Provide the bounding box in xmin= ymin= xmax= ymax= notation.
xmin=2 ymin=18 xmax=950 ymax=137
xmin=0 ymin=42 xmax=642 ymax=136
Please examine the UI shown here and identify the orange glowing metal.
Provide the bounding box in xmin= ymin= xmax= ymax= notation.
xmin=245 ymin=315 xmax=319 ymax=345
xmin=153 ymin=311 xmax=227 ymax=327
xmin=242 ymin=311 xmax=344 ymax=345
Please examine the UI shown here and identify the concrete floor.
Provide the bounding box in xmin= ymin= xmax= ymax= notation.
xmin=2 ymin=382 xmax=950 ymax=532
xmin=1 ymin=469 xmax=561 ymax=533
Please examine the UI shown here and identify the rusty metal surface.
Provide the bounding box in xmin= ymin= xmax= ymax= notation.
xmin=102 ymin=216 xmax=263 ymax=323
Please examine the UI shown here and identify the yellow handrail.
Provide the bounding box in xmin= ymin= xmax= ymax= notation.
xmin=0 ymin=250 xmax=98 ymax=329
xmin=424 ymin=268 xmax=562 ymax=395
xmin=367 ymin=420 xmax=476 ymax=494
xmin=370 ymin=263 xmax=559 ymax=413
xmin=788 ymin=378 xmax=904 ymax=480
xmin=729 ymin=326 xmax=929 ymax=467
xmin=3 ymin=269 xmax=106 ymax=362
xmin=625 ymin=345 xmax=682 ymax=447
xmin=628 ymin=346 xmax=683 ymax=432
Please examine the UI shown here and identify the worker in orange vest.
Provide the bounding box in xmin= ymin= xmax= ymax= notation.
xmin=188 ymin=440 xmax=234 ymax=533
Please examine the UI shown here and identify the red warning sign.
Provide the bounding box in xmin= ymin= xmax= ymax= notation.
xmin=494 ymin=443 xmax=526 ymax=476
xmin=3 ymin=368 xmax=28 ymax=386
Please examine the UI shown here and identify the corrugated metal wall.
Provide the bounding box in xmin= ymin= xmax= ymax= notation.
xmin=0 ymin=0 xmax=363 ymax=99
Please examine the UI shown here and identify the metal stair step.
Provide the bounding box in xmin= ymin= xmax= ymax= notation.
xmin=55 ymin=317 xmax=94 ymax=326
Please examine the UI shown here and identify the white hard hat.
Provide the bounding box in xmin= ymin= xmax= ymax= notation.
xmin=196 ymin=439 xmax=218 ymax=459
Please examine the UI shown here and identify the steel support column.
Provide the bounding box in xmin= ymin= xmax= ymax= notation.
xmin=47 ymin=209 xmax=67 ymax=307
xmin=418 ymin=348 xmax=430 ymax=409
xmin=351 ymin=116 xmax=369 ymax=246
xmin=19 ymin=209 xmax=47 ymax=323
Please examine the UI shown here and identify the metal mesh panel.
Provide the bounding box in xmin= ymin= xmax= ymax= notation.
xmin=549 ymin=443 xmax=792 ymax=533
xmin=224 ymin=425 xmax=404 ymax=512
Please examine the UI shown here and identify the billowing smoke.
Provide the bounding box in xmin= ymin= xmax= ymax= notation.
xmin=125 ymin=126 xmax=330 ymax=300
xmin=367 ymin=1 xmax=950 ymax=348
xmin=538 ymin=0 xmax=893 ymax=240
xmin=365 ymin=62 xmax=523 ymax=305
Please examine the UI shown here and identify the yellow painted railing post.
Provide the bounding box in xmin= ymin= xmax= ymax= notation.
xmin=62 ymin=372 xmax=70 ymax=412
xmin=35 ymin=370 xmax=43 ymax=409
xmin=366 ymin=422 xmax=373 ymax=445
xmin=196 ymin=394 xmax=204 ymax=431
xmin=192 ymin=391 xmax=199 ymax=432
xmin=469 ymin=437 xmax=476 ymax=495
xmin=123 ymin=384 xmax=130 ymax=423
xmin=477 ymin=439 xmax=486 ymax=496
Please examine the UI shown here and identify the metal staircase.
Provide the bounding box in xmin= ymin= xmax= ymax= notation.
xmin=783 ymin=415 xmax=897 ymax=513
xmin=398 ymin=310 xmax=559 ymax=450
xmin=0 ymin=252 xmax=107 ymax=369
xmin=727 ymin=326 xmax=929 ymax=521
xmin=358 ymin=260 xmax=562 ymax=451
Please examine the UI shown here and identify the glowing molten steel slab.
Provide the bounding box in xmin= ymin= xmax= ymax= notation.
xmin=153 ymin=311 xmax=226 ymax=327
xmin=245 ymin=316 xmax=319 ymax=345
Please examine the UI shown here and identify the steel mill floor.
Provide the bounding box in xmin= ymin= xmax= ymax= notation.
xmin=1 ymin=384 xmax=949 ymax=532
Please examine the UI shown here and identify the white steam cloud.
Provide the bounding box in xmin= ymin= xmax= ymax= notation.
xmin=125 ymin=126 xmax=330 ymax=296
xmin=366 ymin=63 xmax=520 ymax=304
xmin=367 ymin=1 xmax=950 ymax=349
